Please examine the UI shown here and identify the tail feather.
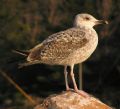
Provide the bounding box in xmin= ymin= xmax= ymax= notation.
xmin=18 ymin=61 xmax=40 ymax=68
xmin=12 ymin=49 xmax=30 ymax=56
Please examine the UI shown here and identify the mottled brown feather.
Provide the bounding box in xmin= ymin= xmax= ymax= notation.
xmin=27 ymin=28 xmax=89 ymax=64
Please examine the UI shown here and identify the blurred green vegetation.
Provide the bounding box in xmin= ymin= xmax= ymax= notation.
xmin=0 ymin=0 xmax=120 ymax=108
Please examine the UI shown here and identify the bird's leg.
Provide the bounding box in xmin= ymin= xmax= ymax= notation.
xmin=70 ymin=65 xmax=78 ymax=91
xmin=70 ymin=65 xmax=89 ymax=97
xmin=64 ymin=66 xmax=70 ymax=91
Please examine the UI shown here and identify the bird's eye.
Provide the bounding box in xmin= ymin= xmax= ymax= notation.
xmin=85 ymin=17 xmax=90 ymax=20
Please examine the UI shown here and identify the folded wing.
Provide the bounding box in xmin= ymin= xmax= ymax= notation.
xmin=27 ymin=28 xmax=89 ymax=63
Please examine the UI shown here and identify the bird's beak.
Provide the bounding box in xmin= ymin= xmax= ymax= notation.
xmin=95 ymin=20 xmax=108 ymax=25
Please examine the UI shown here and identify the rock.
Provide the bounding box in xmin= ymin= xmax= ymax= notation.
xmin=34 ymin=91 xmax=112 ymax=109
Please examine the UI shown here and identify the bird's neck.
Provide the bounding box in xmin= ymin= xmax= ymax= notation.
xmin=73 ymin=19 xmax=94 ymax=28
xmin=73 ymin=24 xmax=97 ymax=38
xmin=74 ymin=24 xmax=94 ymax=30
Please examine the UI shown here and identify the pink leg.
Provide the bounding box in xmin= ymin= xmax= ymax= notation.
xmin=70 ymin=65 xmax=89 ymax=97
xmin=64 ymin=66 xmax=70 ymax=90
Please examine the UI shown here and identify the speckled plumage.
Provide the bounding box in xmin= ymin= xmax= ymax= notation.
xmin=15 ymin=13 xmax=108 ymax=96
xmin=27 ymin=27 xmax=98 ymax=66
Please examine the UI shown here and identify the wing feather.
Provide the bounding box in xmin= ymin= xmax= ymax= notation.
xmin=28 ymin=28 xmax=89 ymax=62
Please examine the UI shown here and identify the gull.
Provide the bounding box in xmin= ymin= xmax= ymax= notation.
xmin=13 ymin=13 xmax=108 ymax=97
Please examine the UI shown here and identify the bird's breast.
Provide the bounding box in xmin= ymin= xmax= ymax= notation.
xmin=61 ymin=29 xmax=98 ymax=65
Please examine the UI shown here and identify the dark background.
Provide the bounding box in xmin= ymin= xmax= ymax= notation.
xmin=0 ymin=0 xmax=120 ymax=109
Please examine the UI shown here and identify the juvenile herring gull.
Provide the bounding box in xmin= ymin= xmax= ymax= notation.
xmin=13 ymin=13 xmax=108 ymax=97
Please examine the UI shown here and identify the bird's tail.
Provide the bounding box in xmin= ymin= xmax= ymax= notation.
xmin=18 ymin=61 xmax=40 ymax=68
xmin=12 ymin=49 xmax=30 ymax=56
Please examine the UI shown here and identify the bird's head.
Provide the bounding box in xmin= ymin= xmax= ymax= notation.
xmin=74 ymin=13 xmax=108 ymax=28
